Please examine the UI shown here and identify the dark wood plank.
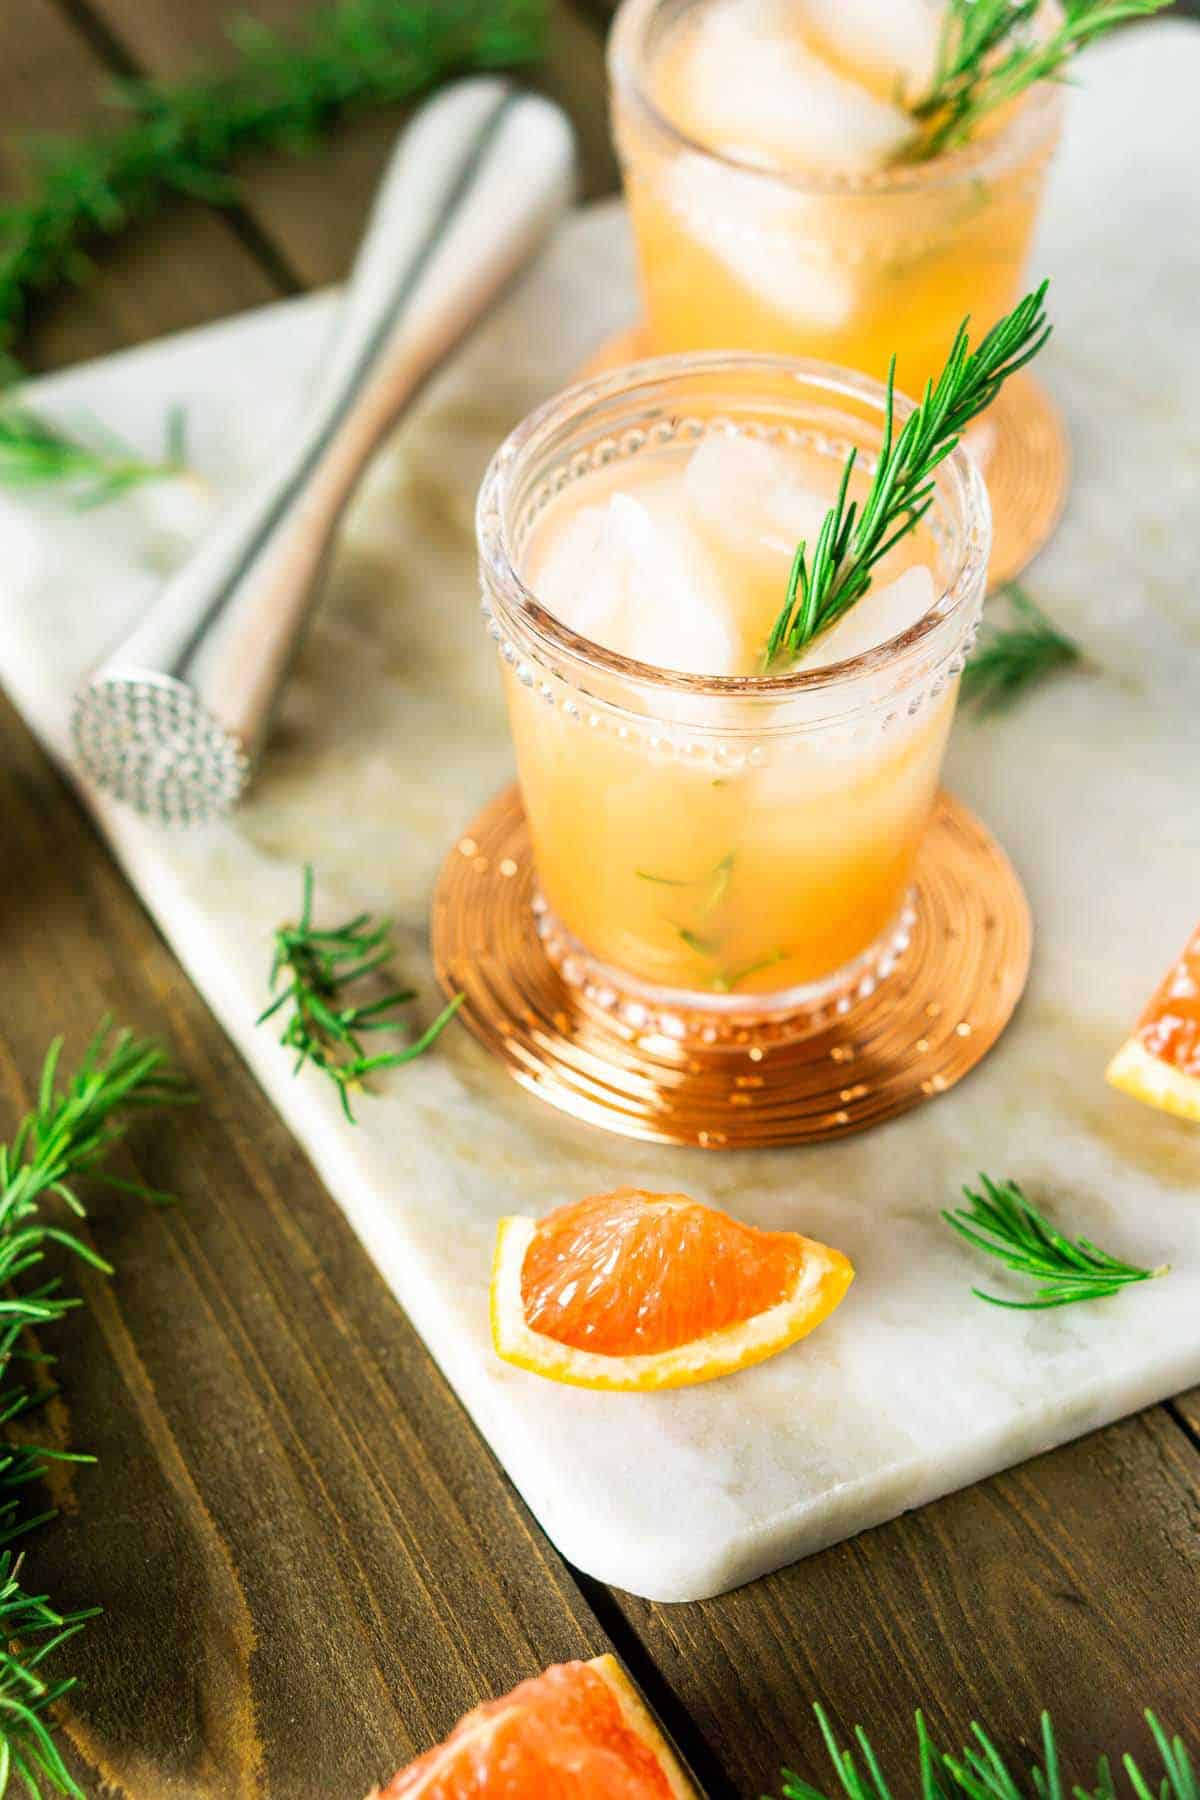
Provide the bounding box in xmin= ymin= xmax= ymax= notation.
xmin=0 ymin=691 xmax=610 ymax=1795
xmin=1171 ymin=1390 xmax=1200 ymax=1442
xmin=0 ymin=0 xmax=281 ymax=372
xmin=66 ymin=0 xmax=619 ymax=295
xmin=607 ymin=1404 xmax=1200 ymax=1798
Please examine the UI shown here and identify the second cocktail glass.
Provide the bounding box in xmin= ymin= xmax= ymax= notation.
xmin=476 ymin=354 xmax=990 ymax=1035
xmin=608 ymin=0 xmax=1063 ymax=398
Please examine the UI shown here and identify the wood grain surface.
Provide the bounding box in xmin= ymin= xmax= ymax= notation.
xmin=0 ymin=2 xmax=1196 ymax=1796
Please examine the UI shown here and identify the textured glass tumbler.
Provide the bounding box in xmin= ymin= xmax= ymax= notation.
xmin=476 ymin=354 xmax=990 ymax=1030
xmin=608 ymin=0 xmax=1063 ymax=397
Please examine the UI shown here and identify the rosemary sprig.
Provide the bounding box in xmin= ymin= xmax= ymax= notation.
xmin=0 ymin=0 xmax=547 ymax=356
xmin=0 ymin=1020 xmax=190 ymax=1797
xmin=763 ymin=285 xmax=1052 ymax=669
xmin=0 ymin=1557 xmax=100 ymax=1800
xmin=0 ymin=393 xmax=190 ymax=507
xmin=943 ymin=1174 xmax=1168 ymax=1310
xmin=906 ymin=0 xmax=1173 ymax=161
xmin=259 ymin=865 xmax=463 ymax=1122
xmin=771 ymin=1702 xmax=1194 ymax=1800
xmin=961 ymin=584 xmax=1082 ymax=713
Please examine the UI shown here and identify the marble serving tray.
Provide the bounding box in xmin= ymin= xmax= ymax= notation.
xmin=0 ymin=26 xmax=1196 ymax=1604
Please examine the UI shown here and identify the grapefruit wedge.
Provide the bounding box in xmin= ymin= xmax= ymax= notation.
xmin=1107 ymin=923 xmax=1200 ymax=1122
xmin=490 ymin=1187 xmax=854 ymax=1391
xmin=371 ymin=1654 xmax=699 ymax=1797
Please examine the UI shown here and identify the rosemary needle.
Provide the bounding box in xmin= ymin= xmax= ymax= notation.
xmin=943 ymin=1174 xmax=1168 ymax=1310
xmin=259 ymin=865 xmax=463 ymax=1122
xmin=771 ymin=1702 xmax=1195 ymax=1800
xmin=763 ymin=284 xmax=1052 ymax=669
xmin=961 ymin=584 xmax=1082 ymax=713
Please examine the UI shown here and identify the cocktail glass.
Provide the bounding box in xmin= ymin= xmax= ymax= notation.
xmin=476 ymin=354 xmax=989 ymax=1039
xmin=608 ymin=0 xmax=1063 ymax=398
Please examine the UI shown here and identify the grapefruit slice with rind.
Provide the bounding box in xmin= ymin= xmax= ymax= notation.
xmin=1107 ymin=923 xmax=1200 ymax=1122
xmin=490 ymin=1187 xmax=854 ymax=1391
xmin=371 ymin=1653 xmax=699 ymax=1797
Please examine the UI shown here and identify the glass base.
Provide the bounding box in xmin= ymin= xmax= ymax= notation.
xmin=533 ymin=892 xmax=918 ymax=1049
xmin=432 ymin=784 xmax=1032 ymax=1147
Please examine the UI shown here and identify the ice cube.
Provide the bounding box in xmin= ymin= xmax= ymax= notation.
xmin=799 ymin=0 xmax=941 ymax=107
xmin=685 ymin=433 xmax=830 ymax=565
xmin=800 ymin=564 xmax=937 ymax=668
xmin=531 ymin=482 xmax=740 ymax=677
xmin=663 ymin=156 xmax=857 ymax=330
xmin=673 ymin=0 xmax=915 ymax=176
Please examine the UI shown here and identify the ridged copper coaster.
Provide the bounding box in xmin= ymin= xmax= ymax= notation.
xmin=575 ymin=326 xmax=1070 ymax=593
xmin=432 ymin=786 xmax=1032 ymax=1149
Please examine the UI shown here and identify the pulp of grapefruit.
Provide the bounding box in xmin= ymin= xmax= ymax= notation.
xmin=370 ymin=1654 xmax=699 ymax=1797
xmin=1107 ymin=923 xmax=1200 ymax=1122
xmin=490 ymin=1186 xmax=854 ymax=1391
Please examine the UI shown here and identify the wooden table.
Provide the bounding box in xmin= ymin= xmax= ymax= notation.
xmin=1 ymin=3 xmax=1196 ymax=1794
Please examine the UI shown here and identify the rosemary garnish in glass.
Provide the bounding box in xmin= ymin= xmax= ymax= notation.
xmin=962 ymin=584 xmax=1082 ymax=713
xmin=259 ymin=865 xmax=462 ymax=1122
xmin=904 ymin=0 xmax=1173 ymax=162
xmin=943 ymin=1174 xmax=1168 ymax=1309
xmin=763 ymin=284 xmax=1052 ymax=670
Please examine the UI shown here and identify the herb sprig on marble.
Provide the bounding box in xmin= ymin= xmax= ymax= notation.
xmin=763 ymin=285 xmax=1052 ymax=670
xmin=904 ymin=0 xmax=1173 ymax=161
xmin=771 ymin=1701 xmax=1194 ymax=1800
xmin=943 ymin=1174 xmax=1168 ymax=1310
xmin=0 ymin=1021 xmax=190 ymax=1798
xmin=962 ymin=584 xmax=1082 ymax=713
xmin=259 ymin=865 xmax=463 ymax=1122
xmin=0 ymin=389 xmax=191 ymax=506
xmin=0 ymin=0 xmax=547 ymax=359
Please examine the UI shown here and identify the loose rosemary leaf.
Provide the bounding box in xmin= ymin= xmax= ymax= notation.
xmin=259 ymin=865 xmax=462 ymax=1121
xmin=961 ymin=584 xmax=1082 ymax=714
xmin=943 ymin=1174 xmax=1168 ymax=1309
xmin=0 ymin=0 xmax=548 ymax=355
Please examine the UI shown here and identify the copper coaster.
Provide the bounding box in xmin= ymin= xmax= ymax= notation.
xmin=575 ymin=326 xmax=1070 ymax=593
xmin=432 ymin=787 xmax=1032 ymax=1149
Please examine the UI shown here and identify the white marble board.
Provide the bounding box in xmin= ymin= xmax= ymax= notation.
xmin=0 ymin=27 xmax=1197 ymax=1603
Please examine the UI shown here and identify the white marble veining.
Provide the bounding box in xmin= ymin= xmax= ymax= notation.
xmin=0 ymin=28 xmax=1197 ymax=1602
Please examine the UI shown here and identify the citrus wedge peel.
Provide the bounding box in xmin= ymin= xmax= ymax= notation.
xmin=1106 ymin=923 xmax=1200 ymax=1123
xmin=490 ymin=1197 xmax=853 ymax=1392
xmin=371 ymin=1653 xmax=699 ymax=1797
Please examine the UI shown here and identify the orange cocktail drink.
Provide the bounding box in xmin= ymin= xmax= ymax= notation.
xmin=609 ymin=0 xmax=1062 ymax=398
xmin=477 ymin=356 xmax=989 ymax=1018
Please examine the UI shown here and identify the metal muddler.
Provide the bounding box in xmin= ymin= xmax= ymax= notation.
xmin=71 ymin=79 xmax=575 ymax=824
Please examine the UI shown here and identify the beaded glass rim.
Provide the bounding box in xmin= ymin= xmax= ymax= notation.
xmin=607 ymin=0 xmax=1066 ymax=199
xmin=476 ymin=351 xmax=991 ymax=706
